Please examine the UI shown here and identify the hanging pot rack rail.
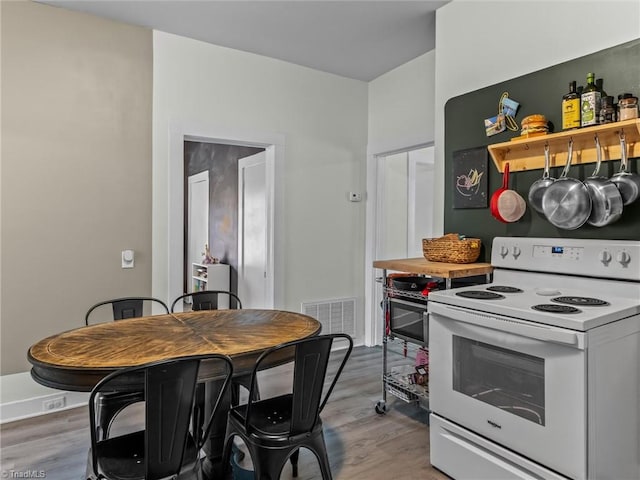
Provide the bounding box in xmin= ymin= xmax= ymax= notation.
xmin=487 ymin=118 xmax=640 ymax=173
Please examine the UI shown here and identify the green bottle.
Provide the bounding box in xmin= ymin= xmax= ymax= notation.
xmin=581 ymin=72 xmax=601 ymax=127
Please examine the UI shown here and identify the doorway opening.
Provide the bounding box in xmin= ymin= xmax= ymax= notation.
xmin=364 ymin=144 xmax=435 ymax=346
xmin=183 ymin=141 xmax=264 ymax=306
xmin=166 ymin=123 xmax=285 ymax=313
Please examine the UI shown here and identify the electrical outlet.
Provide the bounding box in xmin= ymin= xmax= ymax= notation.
xmin=42 ymin=396 xmax=66 ymax=411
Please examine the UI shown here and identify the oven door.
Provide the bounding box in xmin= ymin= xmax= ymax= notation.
xmin=429 ymin=301 xmax=587 ymax=480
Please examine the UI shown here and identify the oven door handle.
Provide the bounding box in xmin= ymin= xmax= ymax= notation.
xmin=429 ymin=303 xmax=584 ymax=348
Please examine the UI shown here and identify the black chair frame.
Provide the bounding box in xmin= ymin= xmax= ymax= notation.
xmin=221 ymin=333 xmax=353 ymax=480
xmin=85 ymin=296 xmax=169 ymax=326
xmin=170 ymin=290 xmax=243 ymax=312
xmin=84 ymin=296 xmax=170 ymax=442
xmin=87 ymin=353 xmax=233 ymax=480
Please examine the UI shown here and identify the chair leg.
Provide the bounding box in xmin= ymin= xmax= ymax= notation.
xmin=220 ymin=433 xmax=236 ymax=480
xmin=243 ymin=442 xmax=291 ymax=480
xmin=290 ymin=449 xmax=300 ymax=477
xmin=308 ymin=432 xmax=333 ymax=480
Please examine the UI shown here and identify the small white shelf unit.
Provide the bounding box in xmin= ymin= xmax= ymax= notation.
xmin=191 ymin=263 xmax=231 ymax=308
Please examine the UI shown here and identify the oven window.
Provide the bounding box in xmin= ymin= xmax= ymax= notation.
xmin=453 ymin=336 xmax=545 ymax=425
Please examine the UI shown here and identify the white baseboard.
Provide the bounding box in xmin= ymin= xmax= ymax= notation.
xmin=0 ymin=372 xmax=88 ymax=424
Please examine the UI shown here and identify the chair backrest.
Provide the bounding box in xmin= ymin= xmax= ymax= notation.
xmin=170 ymin=290 xmax=242 ymax=313
xmin=85 ymin=297 xmax=169 ymax=325
xmin=244 ymin=333 xmax=353 ymax=436
xmin=88 ymin=354 xmax=233 ymax=480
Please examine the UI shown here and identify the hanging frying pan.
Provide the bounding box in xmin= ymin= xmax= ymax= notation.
xmin=584 ymin=134 xmax=623 ymax=227
xmin=541 ymin=138 xmax=592 ymax=230
xmin=610 ymin=131 xmax=640 ymax=206
xmin=490 ymin=162 xmax=526 ymax=223
xmin=528 ymin=143 xmax=555 ymax=214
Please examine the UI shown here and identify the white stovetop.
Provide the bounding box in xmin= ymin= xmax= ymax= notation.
xmin=428 ymin=268 xmax=640 ymax=331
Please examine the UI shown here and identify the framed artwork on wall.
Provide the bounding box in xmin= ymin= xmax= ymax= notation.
xmin=452 ymin=147 xmax=488 ymax=209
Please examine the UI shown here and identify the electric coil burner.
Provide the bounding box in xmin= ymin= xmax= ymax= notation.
xmin=532 ymin=304 xmax=581 ymax=314
xmin=552 ymin=296 xmax=609 ymax=306
xmin=455 ymin=291 xmax=504 ymax=300
xmin=486 ymin=285 xmax=523 ymax=293
xmin=427 ymin=237 xmax=640 ymax=480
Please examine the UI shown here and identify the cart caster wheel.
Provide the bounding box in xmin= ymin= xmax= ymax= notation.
xmin=375 ymin=401 xmax=387 ymax=415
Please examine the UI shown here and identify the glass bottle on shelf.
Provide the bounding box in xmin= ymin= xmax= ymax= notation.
xmin=581 ymin=72 xmax=601 ymax=127
xmin=599 ymin=96 xmax=616 ymax=124
xmin=562 ymin=80 xmax=581 ymax=130
xmin=618 ymin=94 xmax=639 ymax=121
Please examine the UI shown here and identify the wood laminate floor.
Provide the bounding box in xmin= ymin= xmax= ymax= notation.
xmin=0 ymin=345 xmax=450 ymax=479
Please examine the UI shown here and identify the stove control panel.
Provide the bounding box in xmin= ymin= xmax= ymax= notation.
xmin=533 ymin=245 xmax=583 ymax=261
xmin=491 ymin=237 xmax=640 ymax=281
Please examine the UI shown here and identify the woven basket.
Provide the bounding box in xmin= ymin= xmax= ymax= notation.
xmin=422 ymin=234 xmax=481 ymax=264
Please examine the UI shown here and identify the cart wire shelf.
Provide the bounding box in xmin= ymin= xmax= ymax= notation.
xmin=382 ymin=285 xmax=430 ymax=302
xmin=384 ymin=372 xmax=429 ymax=403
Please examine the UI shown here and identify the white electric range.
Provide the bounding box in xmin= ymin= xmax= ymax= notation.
xmin=427 ymin=237 xmax=640 ymax=480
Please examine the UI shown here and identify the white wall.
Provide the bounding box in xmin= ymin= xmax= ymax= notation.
xmin=433 ymin=0 xmax=640 ymax=233
xmin=380 ymin=153 xmax=409 ymax=259
xmin=368 ymin=50 xmax=436 ymax=154
xmin=364 ymin=47 xmax=437 ymax=346
xmin=152 ymin=32 xmax=369 ymax=339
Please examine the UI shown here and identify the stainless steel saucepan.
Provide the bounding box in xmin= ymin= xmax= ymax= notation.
xmin=610 ymin=132 xmax=640 ymax=206
xmin=528 ymin=142 xmax=554 ymax=214
xmin=584 ymin=135 xmax=623 ymax=227
xmin=541 ymin=138 xmax=592 ymax=230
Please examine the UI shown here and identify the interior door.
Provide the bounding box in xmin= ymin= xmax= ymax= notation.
xmin=238 ymin=151 xmax=267 ymax=308
xmin=187 ymin=171 xmax=209 ymax=294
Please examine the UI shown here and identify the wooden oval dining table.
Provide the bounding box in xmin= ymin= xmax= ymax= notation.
xmin=27 ymin=308 xmax=322 ymax=479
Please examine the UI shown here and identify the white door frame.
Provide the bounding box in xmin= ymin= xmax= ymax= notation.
xmin=364 ymin=141 xmax=434 ymax=347
xmin=167 ymin=121 xmax=285 ymax=310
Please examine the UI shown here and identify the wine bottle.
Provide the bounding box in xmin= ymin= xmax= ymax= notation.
xmin=562 ymin=81 xmax=581 ymax=130
xmin=581 ymin=72 xmax=601 ymax=127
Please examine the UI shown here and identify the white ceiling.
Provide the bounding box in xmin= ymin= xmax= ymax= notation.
xmin=37 ymin=1 xmax=449 ymax=81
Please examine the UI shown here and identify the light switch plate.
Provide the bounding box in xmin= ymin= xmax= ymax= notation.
xmin=122 ymin=250 xmax=134 ymax=269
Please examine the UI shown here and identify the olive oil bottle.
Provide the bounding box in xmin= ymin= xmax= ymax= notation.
xmin=562 ymin=81 xmax=581 ymax=130
xmin=581 ymin=72 xmax=601 ymax=127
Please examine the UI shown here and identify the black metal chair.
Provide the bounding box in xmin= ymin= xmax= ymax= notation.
xmin=170 ymin=290 xmax=242 ymax=312
xmin=171 ymin=290 xmax=248 ymax=409
xmin=86 ymin=353 xmax=233 ymax=480
xmin=221 ymin=333 xmax=353 ymax=480
xmin=85 ymin=297 xmax=169 ymax=325
xmin=84 ymin=297 xmax=170 ymax=441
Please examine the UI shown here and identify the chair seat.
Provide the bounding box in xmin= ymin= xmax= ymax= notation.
xmin=90 ymin=430 xmax=199 ymax=480
xmin=230 ymin=394 xmax=294 ymax=437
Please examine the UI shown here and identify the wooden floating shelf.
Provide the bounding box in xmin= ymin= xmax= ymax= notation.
xmin=487 ymin=118 xmax=640 ymax=173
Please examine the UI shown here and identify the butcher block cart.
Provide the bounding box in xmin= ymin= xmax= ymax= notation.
xmin=373 ymin=258 xmax=493 ymax=414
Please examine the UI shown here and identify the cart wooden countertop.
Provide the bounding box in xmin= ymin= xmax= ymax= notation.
xmin=373 ymin=258 xmax=493 ymax=278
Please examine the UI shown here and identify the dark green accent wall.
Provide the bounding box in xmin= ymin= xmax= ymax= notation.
xmin=445 ymin=39 xmax=640 ymax=262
